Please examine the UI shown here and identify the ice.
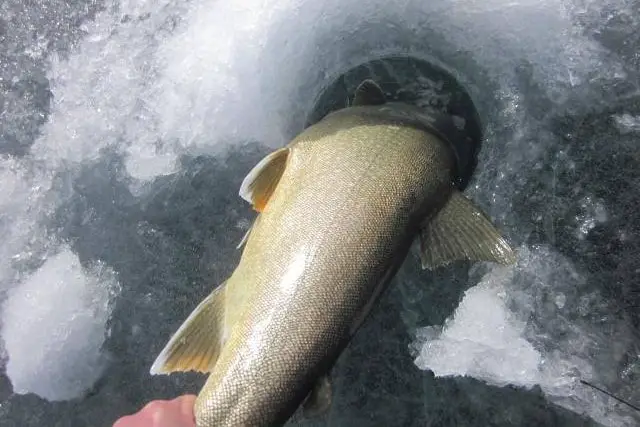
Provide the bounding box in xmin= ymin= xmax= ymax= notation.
xmin=613 ymin=114 xmax=640 ymax=134
xmin=28 ymin=0 xmax=618 ymax=184
xmin=0 ymin=0 xmax=639 ymax=424
xmin=30 ymin=0 xmax=316 ymax=184
xmin=414 ymin=274 xmax=543 ymax=387
xmin=575 ymin=196 xmax=608 ymax=240
xmin=2 ymin=248 xmax=120 ymax=401
xmin=413 ymin=246 xmax=639 ymax=427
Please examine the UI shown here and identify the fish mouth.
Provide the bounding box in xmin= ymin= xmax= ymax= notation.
xmin=305 ymin=55 xmax=483 ymax=191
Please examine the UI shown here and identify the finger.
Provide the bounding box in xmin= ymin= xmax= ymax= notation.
xmin=112 ymin=396 xmax=197 ymax=427
xmin=149 ymin=397 xmax=196 ymax=426
xmin=113 ymin=409 xmax=154 ymax=427
xmin=112 ymin=415 xmax=135 ymax=427
xmin=174 ymin=394 xmax=197 ymax=418
xmin=113 ymin=400 xmax=172 ymax=427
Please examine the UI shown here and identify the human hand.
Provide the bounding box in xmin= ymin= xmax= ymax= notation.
xmin=113 ymin=394 xmax=197 ymax=427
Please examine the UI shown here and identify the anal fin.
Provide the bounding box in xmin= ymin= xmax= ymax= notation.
xmin=150 ymin=282 xmax=227 ymax=375
xmin=420 ymin=190 xmax=517 ymax=269
xmin=302 ymin=375 xmax=332 ymax=418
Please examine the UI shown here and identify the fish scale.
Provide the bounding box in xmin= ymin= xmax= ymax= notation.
xmin=150 ymin=80 xmax=516 ymax=426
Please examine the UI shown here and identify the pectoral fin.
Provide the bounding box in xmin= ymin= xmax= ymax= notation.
xmin=419 ymin=190 xmax=517 ymax=269
xmin=353 ymin=79 xmax=386 ymax=106
xmin=302 ymin=375 xmax=332 ymax=418
xmin=149 ymin=282 xmax=227 ymax=374
xmin=239 ymin=147 xmax=289 ymax=212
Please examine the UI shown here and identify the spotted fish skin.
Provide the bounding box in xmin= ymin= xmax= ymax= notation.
xmin=150 ymin=80 xmax=516 ymax=427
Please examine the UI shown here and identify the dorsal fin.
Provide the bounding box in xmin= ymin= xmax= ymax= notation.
xmin=239 ymin=147 xmax=289 ymax=212
xmin=353 ymin=79 xmax=386 ymax=106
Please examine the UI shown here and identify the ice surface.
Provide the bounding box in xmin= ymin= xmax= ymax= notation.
xmin=27 ymin=0 xmax=618 ymax=183
xmin=0 ymin=0 xmax=639 ymax=425
xmin=2 ymin=248 xmax=119 ymax=401
xmin=413 ymin=268 xmax=543 ymax=387
xmin=413 ymin=245 xmax=638 ymax=427
xmin=613 ymin=114 xmax=640 ymax=134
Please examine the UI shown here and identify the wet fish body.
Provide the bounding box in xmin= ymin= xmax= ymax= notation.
xmin=150 ymin=80 xmax=515 ymax=426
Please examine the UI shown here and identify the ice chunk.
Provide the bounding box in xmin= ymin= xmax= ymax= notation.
xmin=2 ymin=248 xmax=120 ymax=401
xmin=414 ymin=277 xmax=543 ymax=387
xmin=575 ymin=196 xmax=607 ymax=240
xmin=413 ymin=245 xmax=639 ymax=427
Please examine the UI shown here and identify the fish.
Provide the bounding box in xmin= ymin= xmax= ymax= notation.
xmin=149 ymin=79 xmax=516 ymax=426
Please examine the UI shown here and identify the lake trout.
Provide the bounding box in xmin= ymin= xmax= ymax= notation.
xmin=150 ymin=79 xmax=516 ymax=426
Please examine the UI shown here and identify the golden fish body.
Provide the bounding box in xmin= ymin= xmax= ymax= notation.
xmin=150 ymin=80 xmax=515 ymax=427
